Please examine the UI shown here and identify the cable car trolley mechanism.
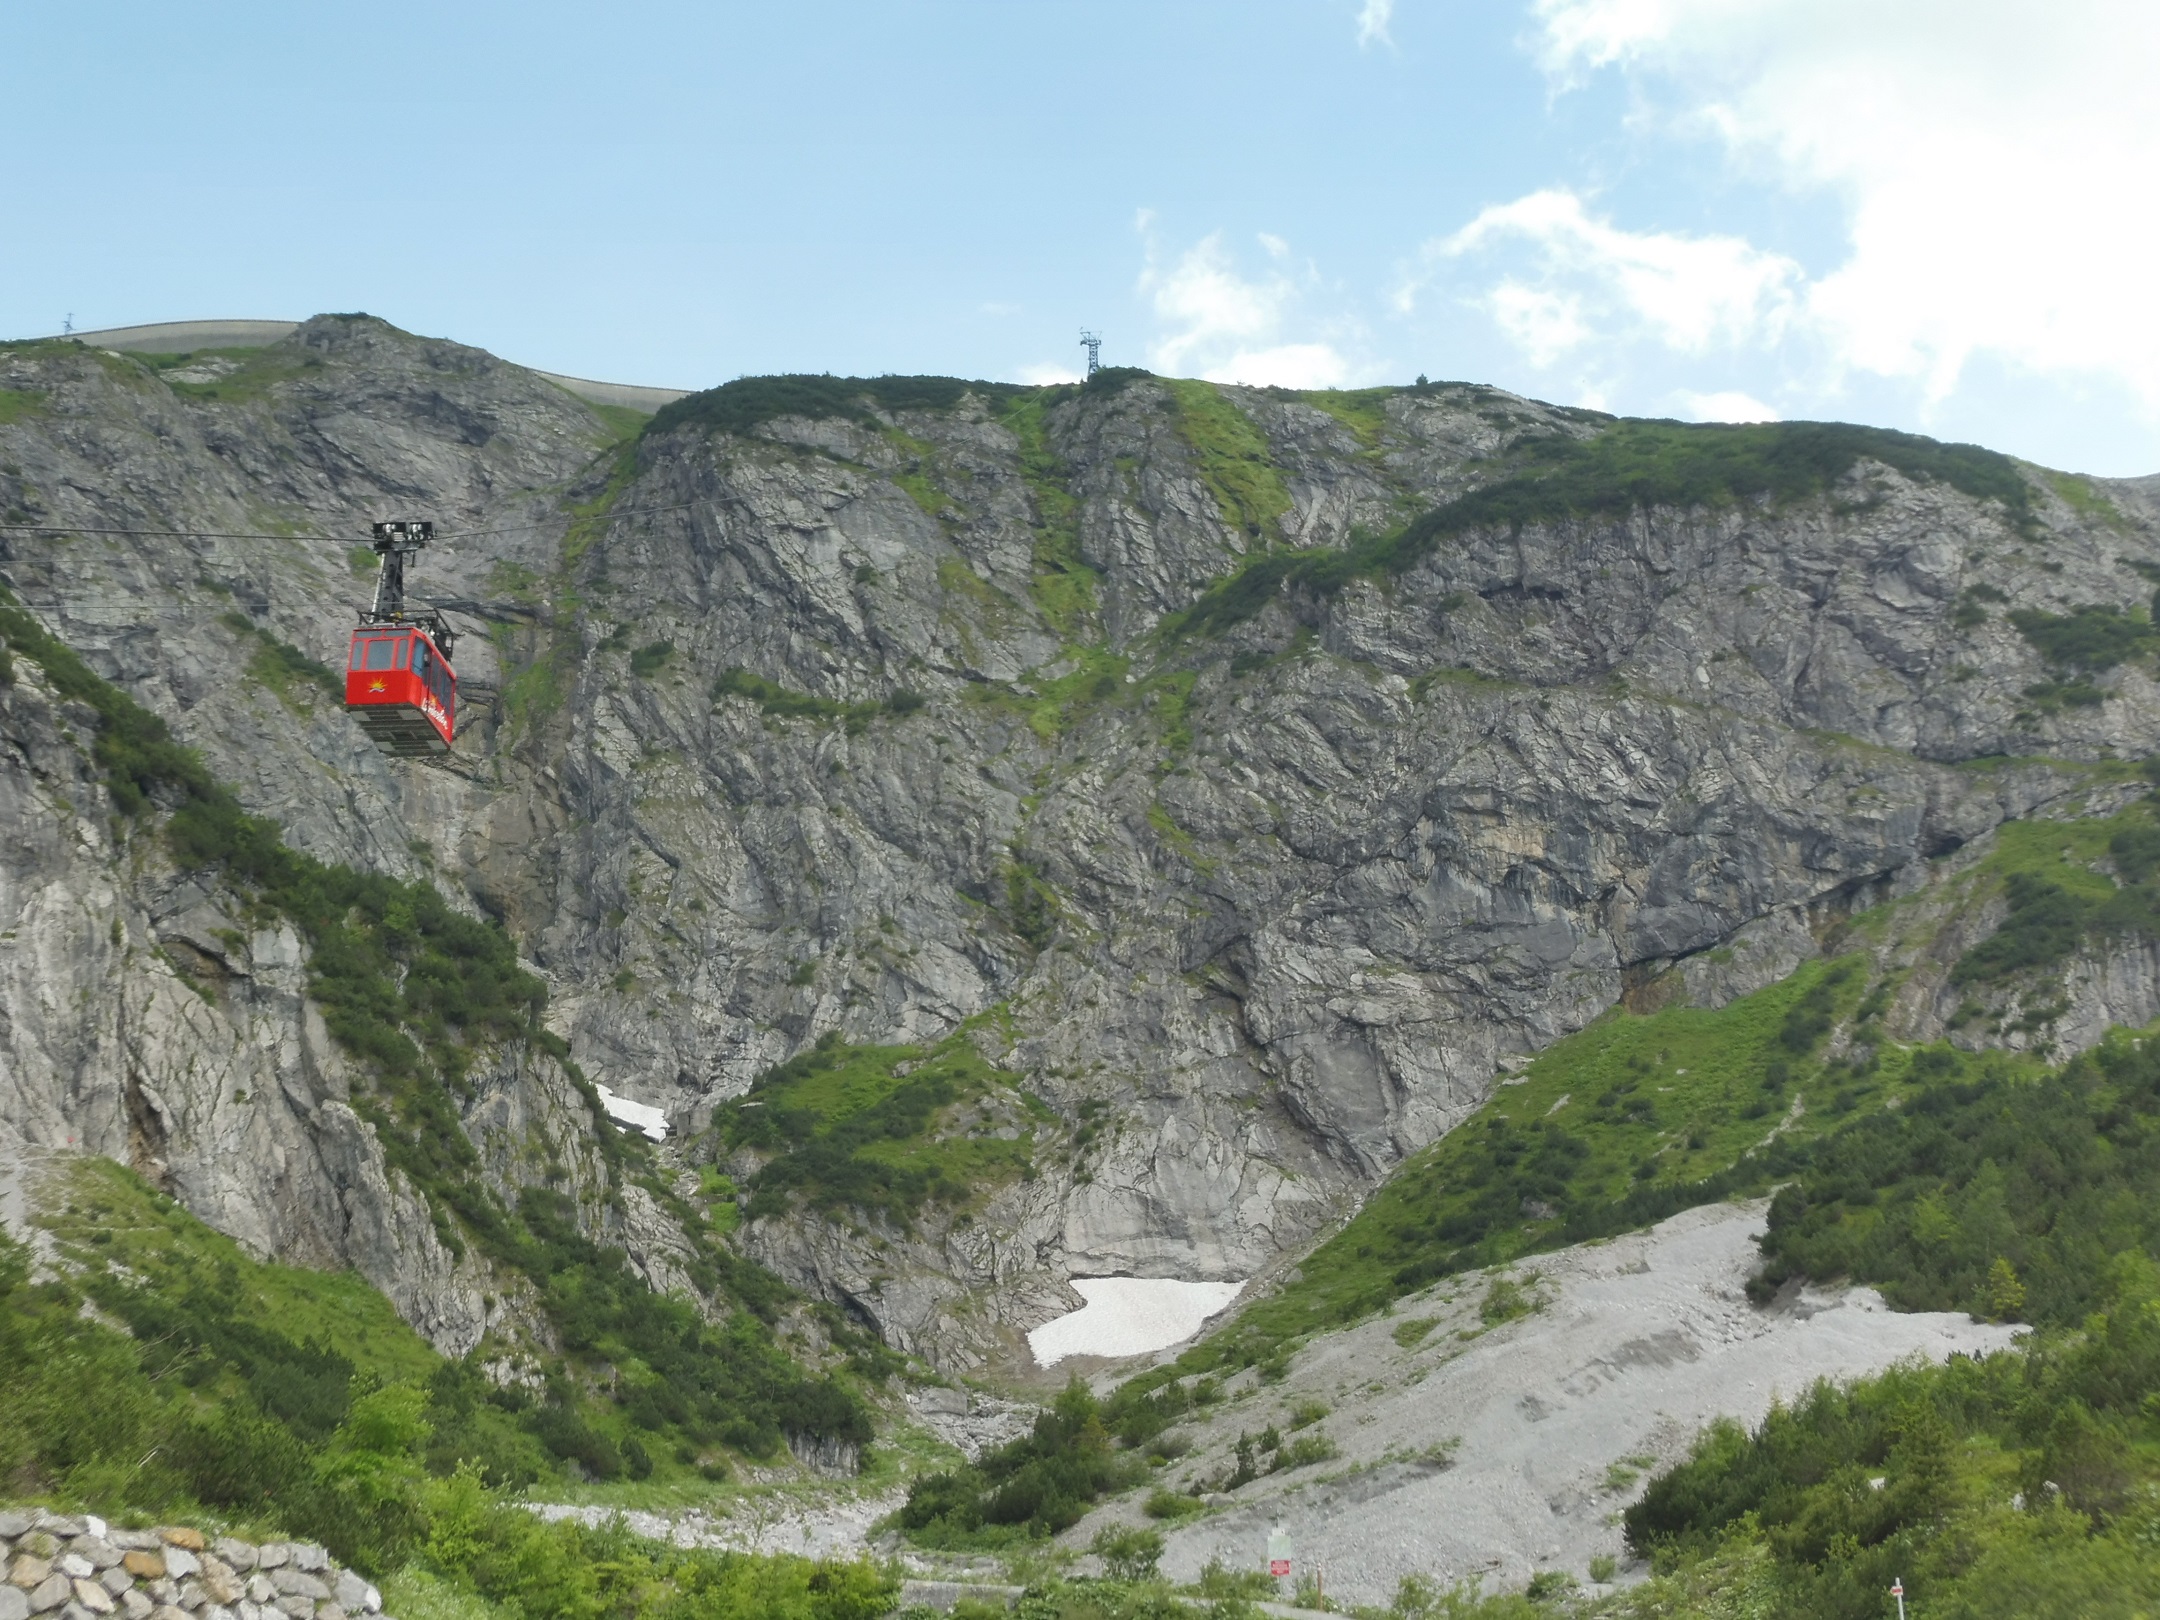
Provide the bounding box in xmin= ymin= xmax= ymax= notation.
xmin=345 ymin=520 xmax=458 ymax=756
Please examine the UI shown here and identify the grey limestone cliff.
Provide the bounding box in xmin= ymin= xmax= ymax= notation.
xmin=4 ymin=317 xmax=2157 ymax=1369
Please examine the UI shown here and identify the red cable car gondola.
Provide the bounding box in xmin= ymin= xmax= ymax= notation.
xmin=346 ymin=623 xmax=456 ymax=754
xmin=345 ymin=520 xmax=459 ymax=757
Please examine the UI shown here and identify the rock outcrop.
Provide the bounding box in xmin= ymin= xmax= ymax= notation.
xmin=4 ymin=319 xmax=2157 ymax=1367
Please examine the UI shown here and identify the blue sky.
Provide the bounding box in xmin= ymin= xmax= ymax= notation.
xmin=5 ymin=1 xmax=2156 ymax=474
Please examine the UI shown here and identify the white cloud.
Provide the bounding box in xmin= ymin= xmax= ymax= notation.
xmin=1484 ymin=281 xmax=1587 ymax=368
xmin=1530 ymin=0 xmax=1696 ymax=76
xmin=1678 ymin=389 xmax=1780 ymax=423
xmin=1209 ymin=343 xmax=1352 ymax=390
xmin=1521 ymin=0 xmax=2160 ymax=411
xmin=1356 ymin=0 xmax=1395 ymax=49
xmin=1138 ymin=228 xmax=1364 ymax=387
xmin=1435 ymin=188 xmax=1801 ymax=357
xmin=1018 ymin=361 xmax=1082 ymax=385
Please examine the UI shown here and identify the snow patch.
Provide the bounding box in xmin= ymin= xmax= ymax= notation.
xmin=597 ymin=1084 xmax=668 ymax=1142
xmin=1029 ymin=1277 xmax=1245 ymax=1366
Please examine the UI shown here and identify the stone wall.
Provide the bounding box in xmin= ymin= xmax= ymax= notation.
xmin=0 ymin=1514 xmax=389 ymax=1620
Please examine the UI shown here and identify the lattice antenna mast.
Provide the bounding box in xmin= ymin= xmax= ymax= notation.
xmin=1079 ymin=329 xmax=1102 ymax=377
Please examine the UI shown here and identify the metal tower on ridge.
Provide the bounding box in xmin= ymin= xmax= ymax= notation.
xmin=1079 ymin=329 xmax=1102 ymax=377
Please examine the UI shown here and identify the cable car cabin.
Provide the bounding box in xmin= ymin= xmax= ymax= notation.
xmin=345 ymin=627 xmax=455 ymax=755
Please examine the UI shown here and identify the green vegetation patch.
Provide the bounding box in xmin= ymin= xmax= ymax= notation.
xmin=712 ymin=1027 xmax=1043 ymax=1229
xmin=648 ymin=373 xmax=1022 ymax=440
xmin=1751 ymin=1023 xmax=2160 ymax=1324
xmin=0 ymin=385 xmax=46 ymax=424
xmin=962 ymin=650 xmax=1192 ymax=761
xmin=1004 ymin=851 xmax=1061 ymax=950
xmin=1168 ymin=417 xmax=2039 ymax=638
xmin=221 ymin=609 xmax=341 ymax=706
xmin=935 ymin=556 xmax=1022 ymax=633
xmin=996 ymin=390 xmax=1099 ymax=640
xmin=1950 ymin=803 xmax=2160 ymax=988
xmin=1289 ymin=385 xmax=1397 ymax=451
xmin=2 ymin=1219 xmax=439 ymax=1575
xmin=580 ymin=400 xmax=650 ymax=445
xmin=710 ymin=665 xmax=924 ymax=731
xmin=1078 ymin=365 xmax=1156 ymax=396
xmin=895 ymin=1379 xmax=1143 ymax=1546
xmin=148 ymin=343 xmax=329 ymax=404
xmin=1162 ymin=379 xmax=1293 ymax=542
xmin=500 ymin=443 xmax=640 ymax=736
xmin=964 ymin=645 xmax=1128 ymax=742
xmin=3 ymin=1213 xmax=898 ymax=1613
xmin=2019 ymin=677 xmax=2108 ymax=714
xmin=1620 ymin=1340 xmax=2160 ymax=1619
xmin=2009 ymin=603 xmax=2158 ymax=670
xmin=1617 ymin=1032 xmax=2160 ymax=1619
xmin=44 ymin=1155 xmax=441 ymax=1408
xmin=2045 ymin=467 xmax=2129 ymax=529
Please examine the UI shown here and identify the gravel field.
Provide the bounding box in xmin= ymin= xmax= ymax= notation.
xmin=530 ymin=1492 xmax=906 ymax=1559
xmin=532 ymin=1201 xmax=2016 ymax=1603
xmin=1070 ymin=1199 xmax=2018 ymax=1606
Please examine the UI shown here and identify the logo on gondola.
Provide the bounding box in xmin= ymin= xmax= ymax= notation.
xmin=368 ymin=679 xmax=387 ymax=692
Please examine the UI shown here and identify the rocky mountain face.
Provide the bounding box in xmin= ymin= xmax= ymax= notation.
xmin=5 ymin=316 xmax=2159 ymax=1372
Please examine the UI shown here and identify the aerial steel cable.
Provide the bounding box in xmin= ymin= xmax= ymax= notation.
xmin=0 ymin=500 xmax=709 ymax=546
xmin=0 ymin=523 xmax=357 ymax=542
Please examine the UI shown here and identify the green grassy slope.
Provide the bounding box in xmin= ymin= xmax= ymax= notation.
xmin=0 ymin=1213 xmax=897 ymax=1615
xmin=1602 ymin=1025 xmax=2160 ymax=1620
xmin=704 ymin=1026 xmax=1049 ymax=1231
xmin=47 ymin=1154 xmax=444 ymax=1388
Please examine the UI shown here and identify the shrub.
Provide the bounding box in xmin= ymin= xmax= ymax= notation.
xmin=2010 ymin=604 xmax=2157 ymax=670
xmin=1091 ymin=1525 xmax=1164 ymax=1582
xmin=1271 ymin=1433 xmax=1336 ymax=1471
xmin=898 ymin=1380 xmax=1141 ymax=1545
xmin=1391 ymin=1317 xmax=1440 ymax=1349
xmin=715 ymin=1030 xmax=1033 ymax=1229
xmin=1952 ymin=873 xmax=2096 ymax=985
xmin=1479 ymin=1276 xmax=1535 ymax=1325
xmin=1748 ymin=1027 xmax=2160 ymax=1329
xmin=1142 ymin=1488 xmax=1204 ymax=1521
xmin=709 ymin=666 xmax=922 ymax=731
